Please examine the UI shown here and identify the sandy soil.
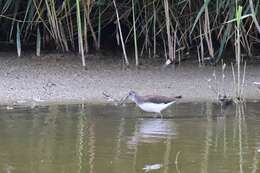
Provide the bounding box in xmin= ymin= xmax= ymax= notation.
xmin=0 ymin=52 xmax=260 ymax=105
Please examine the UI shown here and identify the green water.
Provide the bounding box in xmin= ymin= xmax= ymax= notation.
xmin=0 ymin=102 xmax=260 ymax=173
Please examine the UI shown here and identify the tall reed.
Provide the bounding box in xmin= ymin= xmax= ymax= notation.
xmin=0 ymin=0 xmax=259 ymax=66
xmin=76 ymin=0 xmax=85 ymax=66
xmin=231 ymin=3 xmax=248 ymax=102
xmin=132 ymin=0 xmax=138 ymax=66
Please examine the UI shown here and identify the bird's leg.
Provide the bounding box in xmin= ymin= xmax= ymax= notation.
xmin=159 ymin=112 xmax=163 ymax=118
xmin=153 ymin=113 xmax=163 ymax=118
xmin=153 ymin=113 xmax=159 ymax=118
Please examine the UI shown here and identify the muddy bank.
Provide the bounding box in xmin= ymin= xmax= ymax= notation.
xmin=0 ymin=52 xmax=260 ymax=105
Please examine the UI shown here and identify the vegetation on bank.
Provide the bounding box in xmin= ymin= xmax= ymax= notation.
xmin=0 ymin=0 xmax=259 ymax=66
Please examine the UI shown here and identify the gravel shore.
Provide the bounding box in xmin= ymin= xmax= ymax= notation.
xmin=0 ymin=52 xmax=260 ymax=105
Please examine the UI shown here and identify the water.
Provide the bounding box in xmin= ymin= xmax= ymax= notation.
xmin=0 ymin=102 xmax=260 ymax=173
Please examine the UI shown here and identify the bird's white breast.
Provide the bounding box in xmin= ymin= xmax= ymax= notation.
xmin=138 ymin=101 xmax=176 ymax=113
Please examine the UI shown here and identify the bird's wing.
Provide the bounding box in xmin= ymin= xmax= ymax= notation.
xmin=142 ymin=95 xmax=176 ymax=104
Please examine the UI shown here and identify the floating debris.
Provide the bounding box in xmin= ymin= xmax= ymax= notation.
xmin=6 ymin=106 xmax=14 ymax=110
xmin=103 ymin=92 xmax=116 ymax=102
xmin=163 ymin=59 xmax=172 ymax=68
xmin=257 ymin=148 xmax=260 ymax=153
xmin=142 ymin=164 xmax=162 ymax=172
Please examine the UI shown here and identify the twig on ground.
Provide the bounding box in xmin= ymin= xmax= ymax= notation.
xmin=102 ymin=92 xmax=128 ymax=106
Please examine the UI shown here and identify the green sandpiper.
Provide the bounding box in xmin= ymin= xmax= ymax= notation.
xmin=127 ymin=91 xmax=182 ymax=117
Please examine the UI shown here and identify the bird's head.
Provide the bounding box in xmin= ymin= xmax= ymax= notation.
xmin=127 ymin=90 xmax=137 ymax=102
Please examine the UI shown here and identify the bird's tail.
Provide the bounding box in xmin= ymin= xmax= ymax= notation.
xmin=174 ymin=95 xmax=182 ymax=99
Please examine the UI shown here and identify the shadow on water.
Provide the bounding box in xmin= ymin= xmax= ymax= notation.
xmin=0 ymin=102 xmax=260 ymax=173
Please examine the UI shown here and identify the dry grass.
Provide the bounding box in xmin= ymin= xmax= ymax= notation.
xmin=0 ymin=0 xmax=259 ymax=66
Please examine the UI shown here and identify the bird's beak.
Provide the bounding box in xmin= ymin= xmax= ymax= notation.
xmin=118 ymin=94 xmax=129 ymax=105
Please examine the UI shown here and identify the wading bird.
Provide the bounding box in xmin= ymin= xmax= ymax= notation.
xmin=127 ymin=91 xmax=182 ymax=117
